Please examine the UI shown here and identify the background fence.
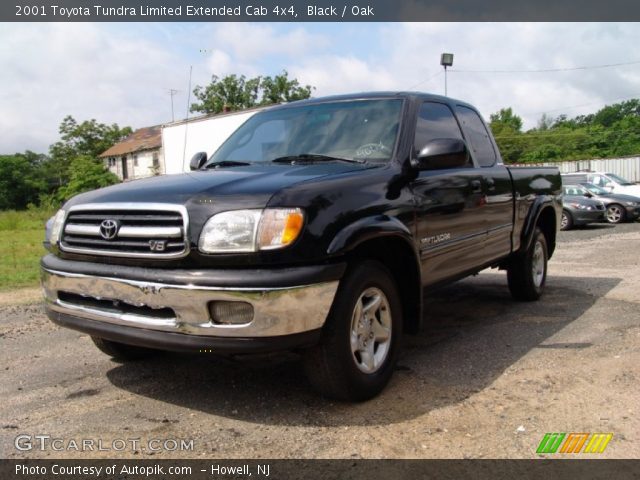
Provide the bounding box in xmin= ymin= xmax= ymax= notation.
xmin=514 ymin=156 xmax=640 ymax=182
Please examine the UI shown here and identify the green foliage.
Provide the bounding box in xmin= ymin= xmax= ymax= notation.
xmin=56 ymin=155 xmax=120 ymax=202
xmin=46 ymin=115 xmax=131 ymax=190
xmin=490 ymin=107 xmax=523 ymax=134
xmin=490 ymin=99 xmax=640 ymax=163
xmin=0 ymin=207 xmax=54 ymax=290
xmin=0 ymin=153 xmax=47 ymax=210
xmin=191 ymin=70 xmax=314 ymax=114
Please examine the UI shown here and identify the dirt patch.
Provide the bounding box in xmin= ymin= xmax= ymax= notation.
xmin=0 ymin=287 xmax=41 ymax=307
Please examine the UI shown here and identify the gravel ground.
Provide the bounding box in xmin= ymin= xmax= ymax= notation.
xmin=1 ymin=222 xmax=638 ymax=459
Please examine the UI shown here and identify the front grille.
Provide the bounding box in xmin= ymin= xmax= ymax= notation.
xmin=60 ymin=203 xmax=189 ymax=259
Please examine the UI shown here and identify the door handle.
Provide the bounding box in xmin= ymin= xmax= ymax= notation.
xmin=485 ymin=177 xmax=496 ymax=192
xmin=471 ymin=180 xmax=482 ymax=193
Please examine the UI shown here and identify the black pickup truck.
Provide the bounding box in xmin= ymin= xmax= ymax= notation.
xmin=42 ymin=92 xmax=561 ymax=401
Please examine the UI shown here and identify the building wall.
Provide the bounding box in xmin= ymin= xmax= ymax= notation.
xmin=105 ymin=148 xmax=164 ymax=181
xmin=162 ymin=109 xmax=261 ymax=175
xmin=516 ymin=156 xmax=640 ymax=183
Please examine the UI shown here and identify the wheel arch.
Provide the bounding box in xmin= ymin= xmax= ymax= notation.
xmin=521 ymin=199 xmax=558 ymax=259
xmin=327 ymin=216 xmax=422 ymax=334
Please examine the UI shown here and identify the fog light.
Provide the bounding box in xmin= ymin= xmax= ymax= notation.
xmin=208 ymin=301 xmax=254 ymax=325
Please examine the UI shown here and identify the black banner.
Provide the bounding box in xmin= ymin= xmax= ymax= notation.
xmin=4 ymin=0 xmax=640 ymax=22
xmin=1 ymin=459 xmax=640 ymax=480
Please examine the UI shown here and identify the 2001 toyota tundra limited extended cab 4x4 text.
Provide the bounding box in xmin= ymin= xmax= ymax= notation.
xmin=42 ymin=92 xmax=561 ymax=401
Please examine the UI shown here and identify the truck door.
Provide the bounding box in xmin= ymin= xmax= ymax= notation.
xmin=410 ymin=101 xmax=487 ymax=286
xmin=454 ymin=105 xmax=513 ymax=263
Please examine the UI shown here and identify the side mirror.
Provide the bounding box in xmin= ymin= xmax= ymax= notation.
xmin=413 ymin=138 xmax=469 ymax=170
xmin=583 ymin=192 xmax=593 ymax=198
xmin=189 ymin=152 xmax=208 ymax=171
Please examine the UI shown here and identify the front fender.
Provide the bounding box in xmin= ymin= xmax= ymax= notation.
xmin=327 ymin=215 xmax=416 ymax=256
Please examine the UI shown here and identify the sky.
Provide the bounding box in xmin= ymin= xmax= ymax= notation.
xmin=1 ymin=22 xmax=639 ymax=154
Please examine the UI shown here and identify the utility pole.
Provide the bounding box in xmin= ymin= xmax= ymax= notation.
xmin=167 ymin=89 xmax=179 ymax=122
xmin=440 ymin=53 xmax=454 ymax=96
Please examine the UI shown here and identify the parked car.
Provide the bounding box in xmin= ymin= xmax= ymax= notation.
xmin=561 ymin=172 xmax=640 ymax=197
xmin=561 ymin=186 xmax=605 ymax=230
xmin=576 ymin=183 xmax=640 ymax=224
xmin=41 ymin=92 xmax=561 ymax=401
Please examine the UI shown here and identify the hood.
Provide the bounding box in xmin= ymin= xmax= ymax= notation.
xmin=66 ymin=163 xmax=371 ymax=208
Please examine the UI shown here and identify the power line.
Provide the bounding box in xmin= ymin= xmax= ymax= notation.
xmin=450 ymin=59 xmax=640 ymax=74
xmin=406 ymin=71 xmax=443 ymax=91
xmin=523 ymin=94 xmax=640 ymax=117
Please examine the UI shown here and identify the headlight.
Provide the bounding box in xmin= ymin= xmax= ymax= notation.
xmin=569 ymin=202 xmax=588 ymax=210
xmin=625 ymin=201 xmax=638 ymax=207
xmin=49 ymin=209 xmax=66 ymax=245
xmin=198 ymin=208 xmax=304 ymax=253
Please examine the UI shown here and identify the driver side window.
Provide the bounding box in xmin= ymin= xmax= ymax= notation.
xmin=414 ymin=102 xmax=464 ymax=158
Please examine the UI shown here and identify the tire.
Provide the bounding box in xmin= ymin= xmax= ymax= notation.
xmin=507 ymin=227 xmax=548 ymax=301
xmin=606 ymin=204 xmax=626 ymax=224
xmin=560 ymin=210 xmax=573 ymax=231
xmin=303 ymin=260 xmax=402 ymax=401
xmin=91 ymin=336 xmax=157 ymax=361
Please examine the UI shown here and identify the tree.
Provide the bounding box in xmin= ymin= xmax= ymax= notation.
xmin=56 ymin=155 xmax=120 ymax=202
xmin=489 ymin=107 xmax=523 ymax=134
xmin=259 ymin=71 xmax=314 ymax=105
xmin=46 ymin=116 xmax=132 ymax=189
xmin=536 ymin=113 xmax=554 ymax=131
xmin=0 ymin=154 xmax=46 ymax=210
xmin=592 ymin=99 xmax=640 ymax=128
xmin=190 ymin=74 xmax=260 ymax=114
xmin=489 ymin=108 xmax=524 ymax=163
xmin=190 ymin=71 xmax=314 ymax=114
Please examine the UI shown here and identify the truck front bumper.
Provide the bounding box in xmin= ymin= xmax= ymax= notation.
xmin=41 ymin=255 xmax=344 ymax=354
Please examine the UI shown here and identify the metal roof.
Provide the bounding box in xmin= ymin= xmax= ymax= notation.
xmin=99 ymin=125 xmax=162 ymax=158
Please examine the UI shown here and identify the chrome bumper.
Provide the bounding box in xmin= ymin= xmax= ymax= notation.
xmin=41 ymin=268 xmax=338 ymax=338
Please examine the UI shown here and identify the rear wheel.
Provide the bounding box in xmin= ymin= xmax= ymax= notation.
xmin=91 ymin=337 xmax=157 ymax=361
xmin=304 ymin=260 xmax=402 ymax=401
xmin=606 ymin=204 xmax=626 ymax=224
xmin=507 ymin=227 xmax=548 ymax=301
xmin=560 ymin=210 xmax=573 ymax=231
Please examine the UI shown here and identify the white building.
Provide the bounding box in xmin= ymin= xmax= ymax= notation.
xmin=161 ymin=107 xmax=265 ymax=174
xmin=100 ymin=107 xmax=267 ymax=180
xmin=100 ymin=125 xmax=163 ymax=180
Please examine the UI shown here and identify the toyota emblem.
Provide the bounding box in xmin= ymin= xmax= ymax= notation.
xmin=99 ymin=219 xmax=120 ymax=240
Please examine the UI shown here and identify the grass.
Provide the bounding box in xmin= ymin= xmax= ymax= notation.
xmin=0 ymin=207 xmax=54 ymax=291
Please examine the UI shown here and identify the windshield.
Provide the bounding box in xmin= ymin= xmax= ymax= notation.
xmin=207 ymin=99 xmax=403 ymax=165
xmin=582 ymin=183 xmax=608 ymax=195
xmin=606 ymin=173 xmax=635 ymax=186
xmin=563 ymin=185 xmax=588 ymax=196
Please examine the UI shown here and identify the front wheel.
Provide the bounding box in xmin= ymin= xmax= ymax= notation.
xmin=560 ymin=210 xmax=573 ymax=231
xmin=507 ymin=227 xmax=548 ymax=301
xmin=606 ymin=204 xmax=626 ymax=224
xmin=303 ymin=260 xmax=402 ymax=401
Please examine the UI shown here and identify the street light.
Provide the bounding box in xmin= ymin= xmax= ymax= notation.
xmin=440 ymin=53 xmax=454 ymax=96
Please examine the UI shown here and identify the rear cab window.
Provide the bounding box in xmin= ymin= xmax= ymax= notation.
xmin=454 ymin=105 xmax=497 ymax=167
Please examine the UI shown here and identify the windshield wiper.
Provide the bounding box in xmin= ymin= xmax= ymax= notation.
xmin=271 ymin=154 xmax=365 ymax=164
xmin=204 ymin=160 xmax=252 ymax=169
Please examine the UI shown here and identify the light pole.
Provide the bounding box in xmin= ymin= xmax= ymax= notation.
xmin=440 ymin=53 xmax=454 ymax=96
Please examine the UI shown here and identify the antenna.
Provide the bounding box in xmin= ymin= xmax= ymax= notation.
xmin=167 ymin=89 xmax=179 ymax=122
xmin=181 ymin=66 xmax=193 ymax=173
